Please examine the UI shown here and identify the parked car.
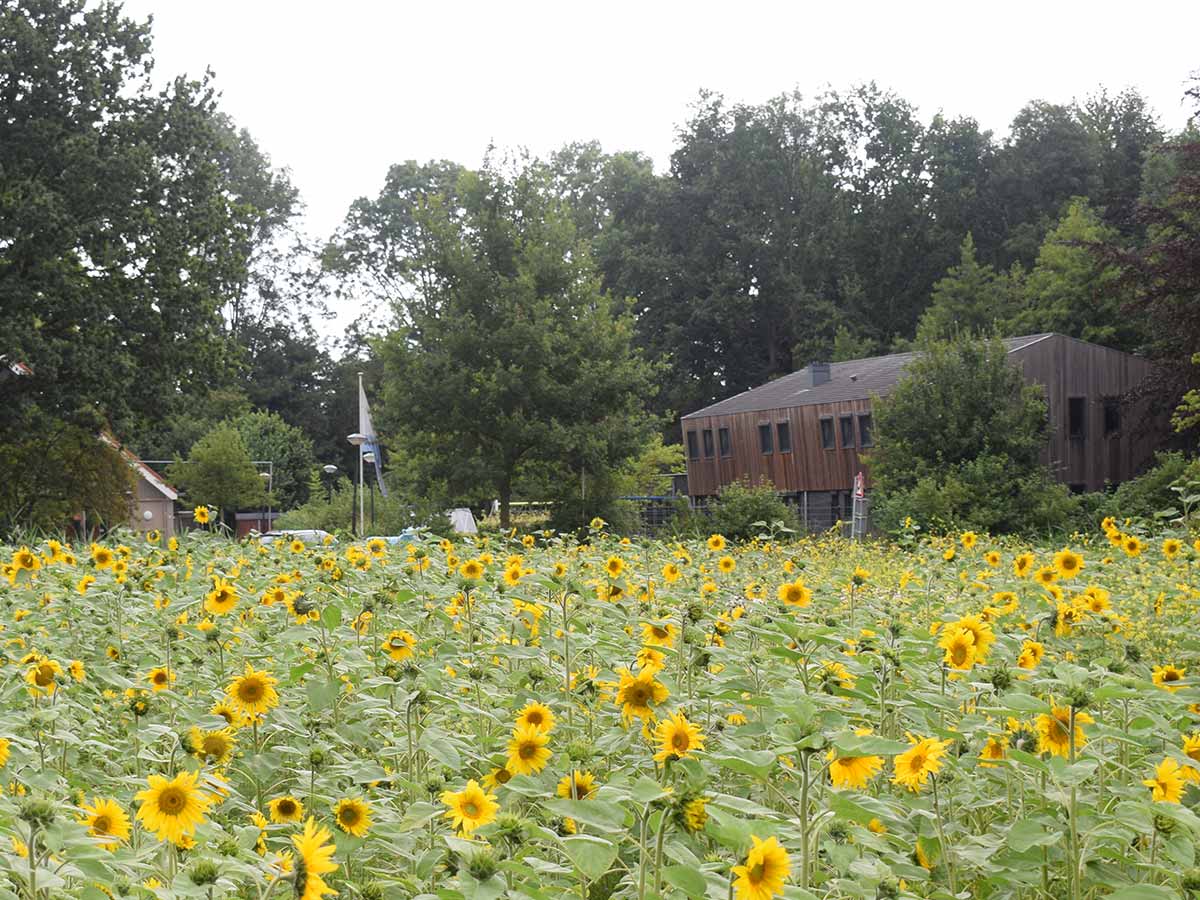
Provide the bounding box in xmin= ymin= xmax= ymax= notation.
xmin=256 ymin=529 xmax=334 ymax=546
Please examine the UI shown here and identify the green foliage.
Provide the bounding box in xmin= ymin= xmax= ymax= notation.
xmin=707 ymin=479 xmax=799 ymax=541
xmin=916 ymin=234 xmax=1023 ymax=342
xmin=870 ymin=336 xmax=1058 ymax=534
xmin=274 ymin=478 xmax=449 ymax=538
xmin=614 ymin=435 xmax=684 ymax=497
xmin=0 ymin=412 xmax=134 ymax=537
xmin=1091 ymin=452 xmax=1200 ymax=523
xmin=228 ymin=410 xmax=315 ymax=510
xmin=168 ymin=425 xmax=266 ymax=518
xmin=359 ymin=158 xmax=658 ymax=528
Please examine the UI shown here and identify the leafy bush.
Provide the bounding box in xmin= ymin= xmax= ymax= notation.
xmin=1102 ymin=452 xmax=1200 ymax=522
xmin=275 ymin=478 xmax=450 ymax=538
xmin=708 ymin=478 xmax=799 ymax=541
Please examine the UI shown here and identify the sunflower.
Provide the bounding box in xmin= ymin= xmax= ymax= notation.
xmin=1122 ymin=534 xmax=1144 ymax=557
xmin=984 ymin=550 xmax=1001 ymax=567
xmin=718 ymin=555 xmax=736 ymax=574
xmin=604 ymin=556 xmax=625 ymax=578
xmin=1033 ymin=566 xmax=1057 ymax=586
xmin=459 ymin=558 xmax=484 ymax=580
xmin=1164 ymin=538 xmax=1183 ymax=560
xmin=960 ymin=531 xmax=978 ymax=549
xmin=828 ymin=744 xmax=885 ymax=790
xmin=1053 ymin=547 xmax=1083 ymax=580
xmin=205 ymin=579 xmax=239 ymax=616
xmin=777 ymin=580 xmax=811 ymax=607
xmin=1013 ymin=553 xmax=1034 ymax=578
xmin=892 ymin=736 xmax=952 ymax=792
xmin=210 ymin=700 xmax=247 ymax=729
xmin=189 ymin=726 xmax=236 ymax=765
xmin=978 ymin=735 xmax=1009 ymax=767
xmin=382 ymin=629 xmax=416 ymax=662
xmin=1143 ymin=757 xmax=1185 ymax=804
xmin=1153 ymin=664 xmax=1186 ymax=692
xmin=503 ymin=565 xmax=523 ymax=587
xmin=0 ymin=737 xmax=9 ymax=768
xmin=441 ymin=780 xmax=499 ymax=835
xmin=948 ymin=613 xmax=995 ymax=663
xmin=640 ymin=621 xmax=677 ymax=648
xmin=267 ymin=795 xmax=305 ymax=824
xmin=80 ymin=797 xmax=131 ymax=850
xmin=1017 ymin=640 xmax=1045 ymax=670
xmin=515 ymin=701 xmax=555 ymax=734
xmin=226 ymin=664 xmax=280 ymax=719
xmin=556 ymin=770 xmax=598 ymax=800
xmin=1182 ymin=734 xmax=1200 ymax=783
xmin=135 ymin=770 xmax=212 ymax=844
xmin=615 ymin=668 xmax=670 ymax=725
xmin=192 ymin=505 xmax=211 ymax=524
xmin=662 ymin=563 xmax=681 ymax=583
xmin=482 ymin=766 xmax=515 ymax=790
xmin=292 ymin=817 xmax=338 ymax=900
xmin=24 ymin=656 xmax=63 ymax=695
xmin=506 ymin=723 xmax=552 ymax=775
xmin=91 ymin=545 xmax=115 ymax=569
xmin=938 ymin=625 xmax=976 ymax=671
xmin=653 ymin=711 xmax=705 ymax=762
xmin=1035 ymin=706 xmax=1094 ymax=757
xmin=333 ymin=797 xmax=372 ymax=837
xmin=147 ymin=666 xmax=175 ymax=692
xmin=636 ymin=646 xmax=666 ymax=674
xmin=731 ymin=834 xmax=791 ymax=900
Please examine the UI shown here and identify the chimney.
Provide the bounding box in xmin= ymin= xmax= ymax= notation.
xmin=809 ymin=361 xmax=831 ymax=386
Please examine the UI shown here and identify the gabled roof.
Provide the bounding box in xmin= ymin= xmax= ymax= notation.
xmin=99 ymin=433 xmax=179 ymax=501
xmin=681 ymin=334 xmax=1055 ymax=420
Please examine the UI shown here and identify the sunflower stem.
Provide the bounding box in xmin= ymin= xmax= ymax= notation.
xmin=1068 ymin=705 xmax=1081 ymax=900
xmin=931 ymin=775 xmax=957 ymax=896
xmin=799 ymin=751 xmax=811 ymax=890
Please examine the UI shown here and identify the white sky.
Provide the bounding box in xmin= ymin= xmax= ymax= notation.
xmin=118 ymin=0 xmax=1197 ymax=331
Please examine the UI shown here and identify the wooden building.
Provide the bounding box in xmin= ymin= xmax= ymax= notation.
xmin=680 ymin=334 xmax=1161 ymax=529
xmin=99 ymin=434 xmax=179 ymax=538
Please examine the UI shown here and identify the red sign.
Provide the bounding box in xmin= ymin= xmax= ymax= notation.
xmin=854 ymin=471 xmax=865 ymax=498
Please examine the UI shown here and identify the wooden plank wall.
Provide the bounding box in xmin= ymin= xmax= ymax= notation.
xmin=684 ymin=334 xmax=1164 ymax=498
xmin=1009 ymin=335 xmax=1160 ymax=491
xmin=683 ymin=398 xmax=874 ymax=496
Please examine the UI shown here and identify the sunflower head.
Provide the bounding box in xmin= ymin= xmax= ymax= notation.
xmin=333 ymin=797 xmax=372 ymax=837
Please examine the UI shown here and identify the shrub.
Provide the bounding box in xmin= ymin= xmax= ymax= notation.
xmin=708 ymin=479 xmax=798 ymax=541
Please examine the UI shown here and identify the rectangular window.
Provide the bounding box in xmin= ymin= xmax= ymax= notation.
xmin=718 ymin=427 xmax=732 ymax=457
xmin=1068 ymin=397 xmax=1086 ymax=440
xmin=858 ymin=414 xmax=873 ymax=448
xmin=1069 ymin=483 xmax=1087 ymax=495
xmin=758 ymin=423 xmax=773 ymax=454
xmin=776 ymin=421 xmax=791 ymax=453
xmin=686 ymin=431 xmax=699 ymax=460
xmin=820 ymin=417 xmax=835 ymax=450
xmin=839 ymin=415 xmax=855 ymax=449
xmin=1103 ymin=398 xmax=1120 ymax=437
xmin=702 ymin=429 xmax=715 ymax=458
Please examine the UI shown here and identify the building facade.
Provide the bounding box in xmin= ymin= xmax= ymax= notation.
xmin=680 ymin=334 xmax=1162 ymax=529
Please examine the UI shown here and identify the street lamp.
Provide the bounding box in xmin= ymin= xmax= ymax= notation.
xmin=259 ymin=470 xmax=273 ymax=533
xmin=322 ymin=465 xmax=337 ymax=505
xmin=347 ymin=433 xmax=366 ymax=537
xmin=363 ymin=452 xmax=376 ymax=532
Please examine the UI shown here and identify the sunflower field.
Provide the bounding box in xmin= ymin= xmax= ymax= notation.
xmin=1 ymin=517 xmax=1200 ymax=900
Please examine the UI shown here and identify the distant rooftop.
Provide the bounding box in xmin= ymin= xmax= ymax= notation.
xmin=681 ymin=334 xmax=1054 ymax=420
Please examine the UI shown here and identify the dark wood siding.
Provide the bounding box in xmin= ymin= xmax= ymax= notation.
xmin=683 ymin=334 xmax=1163 ymax=498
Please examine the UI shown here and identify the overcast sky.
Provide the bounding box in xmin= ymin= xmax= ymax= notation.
xmin=119 ymin=0 xmax=1197 ymax=244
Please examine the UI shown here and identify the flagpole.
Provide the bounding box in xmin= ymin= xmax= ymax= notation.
xmin=357 ymin=371 xmax=366 ymax=537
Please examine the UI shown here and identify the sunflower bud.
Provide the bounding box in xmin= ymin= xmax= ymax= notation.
xmin=308 ymin=748 xmax=326 ymax=769
xmin=424 ymin=775 xmax=446 ymax=796
xmin=360 ymin=883 xmax=385 ymax=900
xmin=565 ymin=739 xmax=594 ymax=763
xmin=18 ymin=796 xmax=56 ymax=828
xmin=1154 ymin=813 xmax=1177 ymax=836
xmin=1064 ymin=685 xmax=1092 ymax=710
xmin=188 ymin=859 xmax=220 ymax=885
xmin=493 ymin=812 xmax=526 ymax=842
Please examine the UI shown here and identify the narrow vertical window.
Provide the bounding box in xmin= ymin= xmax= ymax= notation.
xmin=758 ymin=423 xmax=773 ymax=454
xmin=1103 ymin=398 xmax=1120 ymax=437
xmin=686 ymin=431 xmax=699 ymax=460
xmin=1068 ymin=397 xmax=1086 ymax=440
xmin=702 ymin=429 xmax=715 ymax=458
xmin=839 ymin=415 xmax=855 ymax=449
xmin=858 ymin=414 xmax=873 ymax=448
xmin=718 ymin=428 xmax=732 ymax=457
xmin=820 ymin=417 xmax=835 ymax=450
xmin=776 ymin=421 xmax=791 ymax=453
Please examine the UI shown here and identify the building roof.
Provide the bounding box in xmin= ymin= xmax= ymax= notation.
xmin=681 ymin=334 xmax=1055 ymax=420
xmin=99 ymin=433 xmax=179 ymax=501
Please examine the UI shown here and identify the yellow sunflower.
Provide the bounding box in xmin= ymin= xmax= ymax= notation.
xmin=226 ymin=664 xmax=280 ymax=719
xmin=718 ymin=555 xmax=736 ymax=574
xmin=515 ymin=701 xmax=556 ymax=734
xmin=333 ymin=797 xmax=372 ymax=837
xmin=938 ymin=625 xmax=976 ymax=671
xmin=640 ymin=621 xmax=677 ymax=648
xmin=441 ymin=780 xmax=499 ymax=835
xmin=204 ymin=579 xmax=239 ymax=616
xmin=1143 ymin=757 xmax=1185 ymax=804
xmin=24 ymin=656 xmax=63 ymax=695
xmin=777 ymin=580 xmax=811 ymax=607
xmin=459 ymin=558 xmax=485 ymax=580
xmin=653 ymin=711 xmax=705 ymax=762
xmin=268 ymin=795 xmax=305 ymax=824
xmin=80 ymin=797 xmax=132 ymax=850
xmin=192 ymin=506 xmax=211 ymax=525
xmin=605 ymin=556 xmax=625 ymax=578
xmin=556 ymin=770 xmax=598 ymax=800
xmin=892 ymin=736 xmax=952 ymax=792
xmin=382 ymin=629 xmax=416 ymax=662
xmin=292 ymin=817 xmax=338 ymax=900
xmin=147 ymin=666 xmax=175 ymax=693
xmin=706 ymin=534 xmax=727 ymax=552
xmin=1052 ymin=547 xmax=1083 ymax=580
xmin=731 ymin=834 xmax=791 ymax=900
xmin=506 ymin=723 xmax=552 ymax=775
xmin=189 ymin=727 xmax=236 ymax=765
xmin=135 ymin=770 xmax=212 ymax=844
xmin=1153 ymin=664 xmax=1186 ymax=692
xmin=1035 ymin=706 xmax=1094 ymax=757
xmin=615 ymin=668 xmax=670 ymax=725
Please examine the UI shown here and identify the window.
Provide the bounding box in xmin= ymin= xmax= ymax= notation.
xmin=702 ymin=429 xmax=715 ymax=458
xmin=1069 ymin=483 xmax=1087 ymax=495
xmin=839 ymin=415 xmax=855 ymax=449
xmin=1068 ymin=397 xmax=1086 ymax=440
xmin=1103 ymin=398 xmax=1120 ymax=437
xmin=857 ymin=414 xmax=873 ymax=448
xmin=776 ymin=421 xmax=791 ymax=453
xmin=820 ymin=417 xmax=835 ymax=450
xmin=758 ymin=423 xmax=773 ymax=454
xmin=718 ymin=427 xmax=732 ymax=457
xmin=686 ymin=431 xmax=699 ymax=460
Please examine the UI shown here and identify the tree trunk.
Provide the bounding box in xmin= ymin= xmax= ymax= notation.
xmin=499 ymin=475 xmax=512 ymax=531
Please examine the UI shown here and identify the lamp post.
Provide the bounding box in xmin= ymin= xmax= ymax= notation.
xmin=259 ymin=470 xmax=272 ymax=534
xmin=347 ymin=433 xmax=367 ymax=537
xmin=363 ymin=451 xmax=376 ymax=531
xmin=322 ymin=465 xmax=338 ymax=504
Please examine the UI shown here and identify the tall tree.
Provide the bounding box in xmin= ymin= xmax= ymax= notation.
xmin=365 ymin=159 xmax=658 ymax=527
xmin=915 ymin=234 xmax=1023 ymax=342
